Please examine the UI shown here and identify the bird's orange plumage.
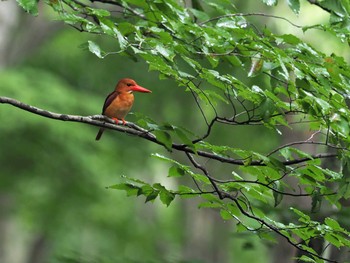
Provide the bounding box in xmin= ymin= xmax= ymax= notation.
xmin=95 ymin=78 xmax=151 ymax=141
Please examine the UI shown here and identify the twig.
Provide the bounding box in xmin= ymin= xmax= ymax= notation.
xmin=185 ymin=152 xmax=224 ymax=199
xmin=199 ymin=13 xmax=303 ymax=29
xmin=192 ymin=117 xmax=217 ymax=143
xmin=89 ymin=0 xmax=146 ymax=19
xmin=266 ymin=140 xmax=346 ymax=157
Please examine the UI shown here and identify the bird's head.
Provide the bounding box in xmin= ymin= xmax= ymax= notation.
xmin=116 ymin=78 xmax=152 ymax=93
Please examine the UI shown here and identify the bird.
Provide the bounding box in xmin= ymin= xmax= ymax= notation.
xmin=95 ymin=78 xmax=151 ymax=141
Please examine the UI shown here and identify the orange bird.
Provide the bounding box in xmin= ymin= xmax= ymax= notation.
xmin=95 ymin=78 xmax=151 ymax=141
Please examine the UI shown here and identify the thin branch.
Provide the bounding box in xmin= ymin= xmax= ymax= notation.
xmin=187 ymin=83 xmax=210 ymax=126
xmin=174 ymin=190 xmax=216 ymax=196
xmin=192 ymin=117 xmax=217 ymax=143
xmin=199 ymin=13 xmax=303 ymax=29
xmin=0 ymin=96 xmax=339 ymax=166
xmin=185 ymin=152 xmax=224 ymax=199
xmin=230 ymin=197 xmax=338 ymax=263
xmin=89 ymin=0 xmax=146 ymax=19
xmin=214 ymin=178 xmax=336 ymax=197
xmin=266 ymin=140 xmax=347 ymax=157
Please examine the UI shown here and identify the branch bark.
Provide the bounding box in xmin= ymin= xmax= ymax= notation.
xmin=0 ymin=96 xmax=338 ymax=166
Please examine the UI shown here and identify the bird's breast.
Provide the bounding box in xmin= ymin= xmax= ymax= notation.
xmin=104 ymin=93 xmax=134 ymax=119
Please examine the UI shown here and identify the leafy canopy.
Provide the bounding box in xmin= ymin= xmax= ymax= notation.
xmin=15 ymin=0 xmax=350 ymax=262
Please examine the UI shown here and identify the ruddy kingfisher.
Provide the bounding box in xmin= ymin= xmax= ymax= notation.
xmin=95 ymin=78 xmax=151 ymax=140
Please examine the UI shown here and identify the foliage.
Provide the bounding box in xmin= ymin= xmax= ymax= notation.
xmin=13 ymin=0 xmax=350 ymax=262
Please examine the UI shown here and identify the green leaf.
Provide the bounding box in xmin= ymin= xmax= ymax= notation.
xmin=262 ymin=0 xmax=278 ymax=6
xmin=260 ymin=98 xmax=276 ymax=121
xmin=335 ymin=233 xmax=350 ymax=247
xmin=248 ymin=54 xmax=264 ymax=77
xmin=300 ymin=165 xmax=326 ymax=183
xmin=189 ymin=8 xmax=210 ymax=21
xmin=141 ymin=53 xmax=177 ymax=76
xmin=87 ymin=41 xmax=105 ymax=58
xmin=87 ymin=7 xmax=110 ymax=17
xmin=323 ymin=168 xmax=342 ymax=180
xmin=290 ymin=207 xmax=310 ymax=223
xmin=151 ymin=154 xmax=193 ymax=177
xmin=198 ymin=201 xmax=222 ymax=209
xmin=317 ymin=0 xmax=348 ymax=17
xmin=192 ymin=173 xmax=210 ymax=184
xmin=108 ymin=183 xmax=140 ymax=196
xmin=114 ymin=27 xmax=128 ymax=50
xmin=168 ymin=165 xmax=186 ymax=177
xmin=154 ymin=130 xmax=173 ymax=151
xmin=298 ymin=255 xmax=317 ymax=263
xmin=236 ymin=222 xmax=247 ymax=233
xmin=152 ymin=183 xmax=176 ymax=206
xmin=227 ymin=204 xmax=241 ymax=217
xmin=152 ymin=183 xmax=166 ymax=191
xmin=287 ymin=0 xmax=300 ymax=15
xmin=220 ymin=209 xmax=232 ymax=220
xmin=243 ymin=156 xmax=252 ymax=166
xmin=325 ymin=217 xmax=342 ymax=231
xmin=118 ymin=22 xmax=136 ymax=35
xmin=281 ymin=147 xmax=313 ymax=160
xmin=16 ymin=0 xmax=38 ymax=15
xmin=277 ymin=34 xmax=301 ymax=45
xmin=260 ymin=231 xmax=278 ymax=243
xmin=272 ymin=181 xmax=284 ymax=207
xmin=155 ymin=44 xmax=175 ymax=61
xmin=140 ymin=184 xmax=154 ymax=196
xmin=324 ymin=233 xmax=342 ymax=248
xmin=311 ymin=189 xmax=322 ymax=213
xmin=152 ymin=153 xmax=177 ymax=163
xmin=174 ymin=127 xmax=196 ymax=152
xmin=123 ymin=0 xmax=148 ymax=8
xmin=159 ymin=190 xmax=175 ymax=206
xmin=202 ymin=193 xmax=223 ymax=203
xmin=99 ymin=18 xmax=116 ymax=36
xmin=216 ymin=18 xmax=240 ymax=29
xmin=145 ymin=190 xmax=159 ymax=203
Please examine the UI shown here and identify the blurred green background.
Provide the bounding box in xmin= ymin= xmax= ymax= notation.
xmin=0 ymin=1 xmax=348 ymax=263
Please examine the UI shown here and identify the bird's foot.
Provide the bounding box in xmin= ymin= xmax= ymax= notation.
xmin=112 ymin=117 xmax=120 ymax=124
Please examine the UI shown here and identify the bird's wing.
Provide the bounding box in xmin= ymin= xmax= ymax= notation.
xmin=102 ymin=91 xmax=119 ymax=114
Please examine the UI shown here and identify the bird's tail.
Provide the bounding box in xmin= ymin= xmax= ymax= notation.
xmin=95 ymin=128 xmax=105 ymax=141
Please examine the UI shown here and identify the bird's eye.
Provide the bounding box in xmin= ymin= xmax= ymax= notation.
xmin=126 ymin=83 xmax=132 ymax=87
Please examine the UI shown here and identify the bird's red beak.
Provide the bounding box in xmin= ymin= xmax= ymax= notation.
xmin=131 ymin=85 xmax=152 ymax=93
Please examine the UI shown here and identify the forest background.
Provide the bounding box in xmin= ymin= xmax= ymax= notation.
xmin=1 ymin=0 xmax=350 ymax=263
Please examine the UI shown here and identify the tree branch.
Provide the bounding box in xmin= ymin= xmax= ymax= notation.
xmin=185 ymin=152 xmax=225 ymax=199
xmin=199 ymin=13 xmax=303 ymax=29
xmin=230 ymin=197 xmax=337 ymax=263
xmin=0 ymin=96 xmax=338 ymax=166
